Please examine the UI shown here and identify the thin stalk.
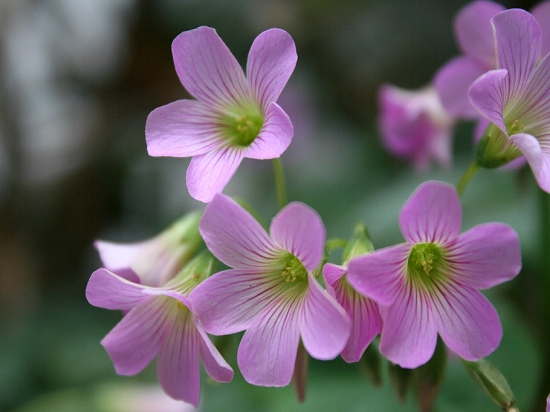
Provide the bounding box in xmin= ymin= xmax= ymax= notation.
xmin=272 ymin=157 xmax=288 ymax=210
xmin=456 ymin=161 xmax=480 ymax=197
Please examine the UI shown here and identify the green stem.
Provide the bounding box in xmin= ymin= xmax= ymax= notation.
xmin=272 ymin=158 xmax=288 ymax=210
xmin=456 ymin=161 xmax=481 ymax=197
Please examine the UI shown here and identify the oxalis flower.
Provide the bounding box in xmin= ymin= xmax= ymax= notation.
xmin=469 ymin=9 xmax=550 ymax=190
xmin=86 ymin=253 xmax=233 ymax=406
xmin=146 ymin=26 xmax=297 ymax=202
xmin=189 ymin=194 xmax=351 ymax=386
xmin=347 ymin=181 xmax=521 ymax=368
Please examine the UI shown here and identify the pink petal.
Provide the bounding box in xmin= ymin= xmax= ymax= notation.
xmin=532 ymin=1 xmax=550 ymax=56
xmin=146 ymin=100 xmax=225 ymax=157
xmin=493 ymin=9 xmax=541 ymax=104
xmin=246 ymin=28 xmax=297 ymax=110
xmin=199 ymin=194 xmax=282 ymax=269
xmin=347 ymin=244 xmax=410 ymax=306
xmin=379 ymin=285 xmax=438 ymax=368
xmin=189 ymin=269 xmax=288 ymax=335
xmin=237 ymin=293 xmax=302 ymax=386
xmin=244 ymin=102 xmax=293 ymax=159
xmin=86 ymin=269 xmax=150 ymax=311
xmin=186 ymin=147 xmax=245 ymax=203
xmin=300 ymin=275 xmax=350 ymax=360
xmin=323 ymin=266 xmax=381 ymax=362
xmin=269 ymin=202 xmax=325 ymax=271
xmin=454 ymin=0 xmax=503 ymax=68
xmin=510 ymin=132 xmax=550 ymax=191
xmin=448 ymin=223 xmax=521 ymax=289
xmin=94 ymin=240 xmax=142 ymax=271
xmin=101 ymin=297 xmax=172 ymax=375
xmin=172 ymin=27 xmax=251 ymax=110
xmin=469 ymin=68 xmax=508 ymax=132
xmin=399 ymin=181 xmax=462 ymax=244
xmin=156 ymin=304 xmax=200 ymax=405
xmin=197 ymin=326 xmax=234 ymax=383
xmin=432 ymin=282 xmax=502 ymax=361
xmin=434 ymin=56 xmax=487 ymax=118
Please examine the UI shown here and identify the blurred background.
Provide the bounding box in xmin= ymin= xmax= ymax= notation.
xmin=0 ymin=0 xmax=547 ymax=411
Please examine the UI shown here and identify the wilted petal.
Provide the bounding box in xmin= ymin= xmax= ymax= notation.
xmin=156 ymin=304 xmax=200 ymax=405
xmin=197 ymin=327 xmax=234 ymax=383
xmin=237 ymin=294 xmax=302 ymax=386
xmin=347 ymin=244 xmax=410 ymax=306
xmin=200 ymin=194 xmax=281 ymax=269
xmin=247 ymin=28 xmax=297 ymax=110
xmin=448 ymin=223 xmax=521 ymax=289
xmin=469 ymin=69 xmax=508 ymax=132
xmin=146 ymin=100 xmax=224 ymax=157
xmin=493 ymin=9 xmax=541 ymax=104
xmin=300 ymin=275 xmax=350 ymax=360
xmin=186 ymin=147 xmax=245 ymax=202
xmin=455 ymin=0 xmax=503 ymax=67
xmin=86 ymin=269 xmax=150 ymax=311
xmin=270 ymin=202 xmax=325 ymax=271
xmin=434 ymin=56 xmax=487 ymax=118
xmin=172 ymin=27 xmax=250 ymax=110
xmin=379 ymin=285 xmax=437 ymax=368
xmin=101 ymin=297 xmax=172 ymax=375
xmin=399 ymin=181 xmax=461 ymax=244
xmin=245 ymin=102 xmax=293 ymax=159
xmin=432 ymin=282 xmax=502 ymax=361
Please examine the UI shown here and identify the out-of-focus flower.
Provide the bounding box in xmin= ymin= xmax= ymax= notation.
xmin=470 ymin=9 xmax=550 ymax=191
xmin=378 ymin=84 xmax=455 ymax=169
xmin=189 ymin=194 xmax=350 ymax=386
xmin=146 ymin=26 xmax=296 ymax=202
xmin=347 ymin=181 xmax=521 ymax=368
xmin=94 ymin=211 xmax=202 ymax=287
xmin=86 ymin=252 xmax=233 ymax=406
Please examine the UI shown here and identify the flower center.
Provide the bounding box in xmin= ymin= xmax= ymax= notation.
xmin=176 ymin=300 xmax=188 ymax=311
xmin=407 ymin=243 xmax=447 ymax=289
xmin=507 ymin=119 xmax=525 ymax=135
xmin=221 ymin=108 xmax=264 ymax=147
xmin=280 ymin=254 xmax=307 ymax=283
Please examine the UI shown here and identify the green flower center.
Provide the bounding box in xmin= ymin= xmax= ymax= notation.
xmin=220 ymin=107 xmax=264 ymax=147
xmin=280 ymin=254 xmax=308 ymax=283
xmin=407 ymin=243 xmax=447 ymax=289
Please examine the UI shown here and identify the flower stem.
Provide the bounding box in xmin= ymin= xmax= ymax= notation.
xmin=456 ymin=161 xmax=480 ymax=196
xmin=272 ymin=157 xmax=288 ymax=210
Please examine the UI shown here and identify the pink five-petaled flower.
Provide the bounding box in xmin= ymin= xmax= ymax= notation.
xmin=378 ymin=84 xmax=455 ymax=170
xmin=469 ymin=8 xmax=550 ymax=191
xmin=145 ymin=26 xmax=297 ymax=203
xmin=86 ymin=254 xmax=233 ymax=406
xmin=347 ymin=181 xmax=521 ymax=368
xmin=189 ymin=194 xmax=351 ymax=386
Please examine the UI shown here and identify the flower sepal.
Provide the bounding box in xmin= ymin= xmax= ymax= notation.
xmin=342 ymin=223 xmax=375 ymax=265
xmin=475 ymin=123 xmax=522 ymax=169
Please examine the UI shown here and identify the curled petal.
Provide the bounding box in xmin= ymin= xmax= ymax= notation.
xmin=432 ymin=282 xmax=502 ymax=361
xmin=146 ymin=100 xmax=224 ymax=157
xmin=347 ymin=244 xmax=410 ymax=306
xmin=399 ymin=181 xmax=461 ymax=244
xmin=186 ymin=147 xmax=245 ymax=203
xmin=448 ymin=223 xmax=521 ymax=289
xmin=509 ymin=132 xmax=550 ymax=192
xmin=469 ymin=69 xmax=508 ymax=132
xmin=379 ymin=285 xmax=438 ymax=368
xmin=270 ymin=202 xmax=325 ymax=271
xmin=237 ymin=294 xmax=302 ymax=386
xmin=86 ymin=269 xmax=149 ymax=311
xmin=245 ymin=102 xmax=293 ymax=159
xmin=172 ymin=26 xmax=251 ymax=110
xmin=247 ymin=28 xmax=297 ymax=110
xmin=200 ymin=194 xmax=281 ymax=269
xmin=101 ymin=297 xmax=172 ymax=375
xmin=300 ymin=275 xmax=350 ymax=360
xmin=197 ymin=327 xmax=234 ymax=383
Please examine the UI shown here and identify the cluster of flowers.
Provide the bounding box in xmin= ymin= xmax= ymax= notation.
xmin=85 ymin=1 xmax=550 ymax=409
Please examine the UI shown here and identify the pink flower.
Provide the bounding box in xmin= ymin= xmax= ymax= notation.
xmin=146 ymin=26 xmax=297 ymax=202
xmin=86 ymin=254 xmax=233 ymax=406
xmin=469 ymin=9 xmax=550 ymax=190
xmin=378 ymin=84 xmax=455 ymax=169
xmin=347 ymin=181 xmax=521 ymax=368
xmin=189 ymin=194 xmax=350 ymax=386
xmin=94 ymin=212 xmax=202 ymax=287
xmin=323 ymin=263 xmax=380 ymax=362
